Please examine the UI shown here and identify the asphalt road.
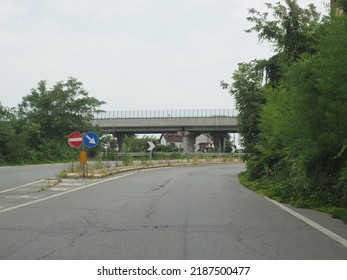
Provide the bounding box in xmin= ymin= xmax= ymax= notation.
xmin=0 ymin=163 xmax=346 ymax=259
xmin=0 ymin=163 xmax=66 ymax=192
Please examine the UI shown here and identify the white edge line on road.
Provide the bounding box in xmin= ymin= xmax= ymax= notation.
xmin=0 ymin=179 xmax=46 ymax=194
xmin=0 ymin=172 xmax=138 ymax=215
xmin=265 ymin=197 xmax=347 ymax=249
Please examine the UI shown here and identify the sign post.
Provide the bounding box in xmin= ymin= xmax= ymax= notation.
xmin=67 ymin=132 xmax=83 ymax=175
xmin=80 ymin=151 xmax=87 ymax=165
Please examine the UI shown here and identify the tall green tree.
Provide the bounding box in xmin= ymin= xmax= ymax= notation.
xmin=221 ymin=60 xmax=265 ymax=155
xmin=285 ymin=14 xmax=347 ymax=206
xmin=256 ymin=13 xmax=347 ymax=207
xmin=233 ymin=1 xmax=347 ymax=210
xmin=246 ymin=0 xmax=321 ymax=86
xmin=222 ymin=1 xmax=323 ymax=159
xmin=1 ymin=78 xmax=105 ymax=165
xmin=246 ymin=0 xmax=320 ymax=60
xmin=18 ymin=77 xmax=105 ymax=140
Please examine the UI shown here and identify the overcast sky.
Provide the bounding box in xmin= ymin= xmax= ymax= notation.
xmin=1 ymin=0 xmax=327 ymax=111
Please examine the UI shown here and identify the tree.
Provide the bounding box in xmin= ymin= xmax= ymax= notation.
xmin=222 ymin=1 xmax=322 ymax=177
xmin=122 ymin=135 xmax=157 ymax=152
xmin=0 ymin=78 xmax=105 ymax=165
xmin=238 ymin=1 xmax=347 ymax=208
xmin=18 ymin=77 xmax=105 ymax=140
xmin=0 ymin=104 xmax=45 ymax=164
xmin=0 ymin=104 xmax=16 ymax=164
xmin=285 ymin=14 xmax=347 ymax=206
xmin=246 ymin=0 xmax=321 ymax=60
xmin=221 ymin=60 xmax=265 ymax=154
xmin=245 ymin=0 xmax=322 ymax=87
xmin=222 ymin=1 xmax=323 ymax=155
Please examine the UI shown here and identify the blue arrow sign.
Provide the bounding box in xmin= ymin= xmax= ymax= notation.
xmin=83 ymin=132 xmax=99 ymax=148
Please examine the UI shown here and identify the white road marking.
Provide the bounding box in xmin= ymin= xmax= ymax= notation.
xmin=2 ymin=195 xmax=42 ymax=199
xmin=59 ymin=182 xmax=86 ymax=186
xmin=49 ymin=188 xmax=72 ymax=191
xmin=0 ymin=179 xmax=45 ymax=194
xmin=265 ymin=197 xmax=347 ymax=249
xmin=0 ymin=172 xmax=138 ymax=214
xmin=0 ymin=204 xmax=14 ymax=209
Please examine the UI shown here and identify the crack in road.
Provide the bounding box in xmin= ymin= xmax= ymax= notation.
xmin=148 ymin=179 xmax=171 ymax=192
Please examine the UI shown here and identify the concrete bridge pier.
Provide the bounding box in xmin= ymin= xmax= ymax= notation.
xmin=211 ymin=132 xmax=229 ymax=153
xmin=178 ymin=131 xmax=199 ymax=153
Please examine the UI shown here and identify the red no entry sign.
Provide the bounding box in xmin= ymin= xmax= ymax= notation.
xmin=68 ymin=131 xmax=83 ymax=148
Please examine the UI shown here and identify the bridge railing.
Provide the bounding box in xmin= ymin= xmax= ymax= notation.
xmin=94 ymin=108 xmax=237 ymax=120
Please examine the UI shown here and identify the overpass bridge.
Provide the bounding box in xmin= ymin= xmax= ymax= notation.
xmin=91 ymin=109 xmax=238 ymax=153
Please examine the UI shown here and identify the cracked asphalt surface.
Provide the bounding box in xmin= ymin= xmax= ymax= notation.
xmin=0 ymin=163 xmax=347 ymax=259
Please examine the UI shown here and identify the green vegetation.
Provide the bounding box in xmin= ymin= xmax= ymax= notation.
xmin=223 ymin=1 xmax=347 ymax=222
xmin=0 ymin=77 xmax=105 ymax=165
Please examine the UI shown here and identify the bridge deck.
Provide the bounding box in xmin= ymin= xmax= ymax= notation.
xmin=92 ymin=119 xmax=238 ymax=134
xmin=92 ymin=109 xmax=238 ymax=152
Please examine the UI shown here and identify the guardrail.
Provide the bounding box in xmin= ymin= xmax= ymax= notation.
xmin=104 ymin=152 xmax=248 ymax=158
xmin=94 ymin=108 xmax=237 ymax=120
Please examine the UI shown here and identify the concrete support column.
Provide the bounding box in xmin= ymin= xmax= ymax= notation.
xmin=178 ymin=131 xmax=199 ymax=153
xmin=211 ymin=132 xmax=229 ymax=153
xmin=114 ymin=133 xmax=125 ymax=152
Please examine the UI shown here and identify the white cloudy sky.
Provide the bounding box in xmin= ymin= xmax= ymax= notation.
xmin=1 ymin=0 xmax=327 ymax=111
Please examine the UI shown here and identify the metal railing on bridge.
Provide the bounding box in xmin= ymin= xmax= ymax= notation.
xmin=94 ymin=108 xmax=237 ymax=120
